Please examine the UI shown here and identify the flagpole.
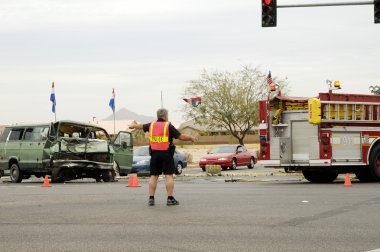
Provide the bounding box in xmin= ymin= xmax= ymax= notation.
xmin=113 ymin=93 xmax=116 ymax=136
xmin=161 ymin=90 xmax=163 ymax=107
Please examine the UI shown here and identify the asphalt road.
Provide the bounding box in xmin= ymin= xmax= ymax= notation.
xmin=1 ymin=174 xmax=380 ymax=252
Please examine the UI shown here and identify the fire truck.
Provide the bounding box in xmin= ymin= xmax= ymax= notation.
xmin=258 ymin=83 xmax=380 ymax=182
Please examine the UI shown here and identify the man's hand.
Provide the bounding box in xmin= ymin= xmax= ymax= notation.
xmin=178 ymin=134 xmax=196 ymax=143
xmin=129 ymin=123 xmax=142 ymax=130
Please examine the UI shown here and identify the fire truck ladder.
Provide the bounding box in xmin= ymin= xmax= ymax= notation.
xmin=321 ymin=101 xmax=380 ymax=123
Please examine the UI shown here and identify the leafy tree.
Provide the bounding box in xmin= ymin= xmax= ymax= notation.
xmin=183 ymin=66 xmax=289 ymax=145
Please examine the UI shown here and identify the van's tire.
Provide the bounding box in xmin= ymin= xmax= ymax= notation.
xmin=51 ymin=168 xmax=64 ymax=183
xmin=302 ymin=170 xmax=338 ymax=183
xmin=10 ymin=163 xmax=23 ymax=183
xmin=248 ymin=158 xmax=255 ymax=169
xmin=0 ymin=170 xmax=4 ymax=178
xmin=102 ymin=170 xmax=114 ymax=182
xmin=368 ymin=144 xmax=380 ymax=182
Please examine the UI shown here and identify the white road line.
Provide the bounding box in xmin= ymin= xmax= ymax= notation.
xmin=366 ymin=249 xmax=380 ymax=252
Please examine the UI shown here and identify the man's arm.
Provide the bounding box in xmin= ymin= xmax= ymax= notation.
xmin=178 ymin=134 xmax=196 ymax=143
xmin=129 ymin=123 xmax=144 ymax=130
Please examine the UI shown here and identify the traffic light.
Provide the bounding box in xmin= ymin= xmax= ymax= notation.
xmin=262 ymin=0 xmax=277 ymax=27
xmin=375 ymin=0 xmax=380 ymax=24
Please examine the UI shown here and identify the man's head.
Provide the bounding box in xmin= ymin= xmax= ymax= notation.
xmin=157 ymin=108 xmax=168 ymax=121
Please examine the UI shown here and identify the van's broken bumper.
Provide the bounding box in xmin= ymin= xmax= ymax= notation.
xmin=52 ymin=160 xmax=113 ymax=170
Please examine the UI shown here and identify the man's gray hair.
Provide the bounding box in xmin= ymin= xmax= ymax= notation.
xmin=157 ymin=108 xmax=168 ymax=119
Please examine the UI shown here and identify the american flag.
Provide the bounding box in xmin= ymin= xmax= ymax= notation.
xmin=267 ymin=71 xmax=272 ymax=85
xmin=183 ymin=97 xmax=202 ymax=107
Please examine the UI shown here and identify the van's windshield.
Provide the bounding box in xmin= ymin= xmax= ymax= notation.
xmin=57 ymin=122 xmax=110 ymax=141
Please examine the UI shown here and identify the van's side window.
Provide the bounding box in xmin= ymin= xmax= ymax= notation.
xmin=0 ymin=128 xmax=11 ymax=142
xmin=8 ymin=129 xmax=25 ymax=141
xmin=23 ymin=127 xmax=49 ymax=141
xmin=23 ymin=128 xmax=34 ymax=141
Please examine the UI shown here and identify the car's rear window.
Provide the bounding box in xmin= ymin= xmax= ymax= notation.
xmin=209 ymin=146 xmax=236 ymax=154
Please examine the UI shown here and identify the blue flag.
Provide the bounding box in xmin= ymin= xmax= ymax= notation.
xmin=50 ymin=82 xmax=56 ymax=113
xmin=109 ymin=88 xmax=115 ymax=112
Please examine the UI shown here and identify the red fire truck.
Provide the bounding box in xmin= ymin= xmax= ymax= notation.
xmin=258 ymin=84 xmax=380 ymax=182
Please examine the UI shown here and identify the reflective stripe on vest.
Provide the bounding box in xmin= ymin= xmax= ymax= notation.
xmin=149 ymin=122 xmax=170 ymax=151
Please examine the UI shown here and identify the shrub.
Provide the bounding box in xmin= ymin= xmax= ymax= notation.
xmin=205 ymin=165 xmax=221 ymax=176
xmin=184 ymin=152 xmax=193 ymax=163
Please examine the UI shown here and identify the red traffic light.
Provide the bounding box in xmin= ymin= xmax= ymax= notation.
xmin=262 ymin=0 xmax=277 ymax=27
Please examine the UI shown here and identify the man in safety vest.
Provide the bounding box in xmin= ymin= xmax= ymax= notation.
xmin=129 ymin=108 xmax=195 ymax=206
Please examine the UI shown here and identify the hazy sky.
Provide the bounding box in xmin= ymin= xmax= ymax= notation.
xmin=0 ymin=0 xmax=378 ymax=125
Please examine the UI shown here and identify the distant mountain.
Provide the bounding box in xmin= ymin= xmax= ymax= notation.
xmin=104 ymin=108 xmax=155 ymax=123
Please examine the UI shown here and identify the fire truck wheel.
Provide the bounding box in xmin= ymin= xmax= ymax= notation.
xmin=368 ymin=144 xmax=380 ymax=182
xmin=302 ymin=170 xmax=338 ymax=183
xmin=221 ymin=166 xmax=228 ymax=171
xmin=354 ymin=167 xmax=375 ymax=182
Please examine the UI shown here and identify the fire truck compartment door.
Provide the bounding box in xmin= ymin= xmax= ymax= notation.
xmin=279 ymin=138 xmax=291 ymax=164
xmin=331 ymin=133 xmax=361 ymax=161
xmin=291 ymin=121 xmax=319 ymax=163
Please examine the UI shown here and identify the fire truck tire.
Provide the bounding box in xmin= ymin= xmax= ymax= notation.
xmin=354 ymin=167 xmax=375 ymax=182
xmin=368 ymin=144 xmax=380 ymax=182
xmin=302 ymin=170 xmax=338 ymax=183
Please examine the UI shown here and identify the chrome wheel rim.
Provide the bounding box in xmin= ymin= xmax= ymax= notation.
xmin=177 ymin=163 xmax=182 ymax=174
xmin=232 ymin=160 xmax=237 ymax=169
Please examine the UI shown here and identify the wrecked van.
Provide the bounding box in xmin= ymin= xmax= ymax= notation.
xmin=0 ymin=120 xmax=132 ymax=183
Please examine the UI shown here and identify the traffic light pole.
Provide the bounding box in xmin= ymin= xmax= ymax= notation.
xmin=278 ymin=1 xmax=373 ymax=8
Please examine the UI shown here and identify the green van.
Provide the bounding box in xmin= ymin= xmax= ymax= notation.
xmin=0 ymin=120 xmax=133 ymax=183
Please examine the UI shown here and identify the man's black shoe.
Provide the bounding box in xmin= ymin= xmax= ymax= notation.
xmin=167 ymin=197 xmax=179 ymax=206
xmin=148 ymin=198 xmax=155 ymax=206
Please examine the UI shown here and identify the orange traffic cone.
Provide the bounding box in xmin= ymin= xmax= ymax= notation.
xmin=41 ymin=175 xmax=51 ymax=188
xmin=344 ymin=173 xmax=352 ymax=187
xmin=127 ymin=174 xmax=141 ymax=187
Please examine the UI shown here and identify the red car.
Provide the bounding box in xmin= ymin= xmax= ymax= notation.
xmin=199 ymin=145 xmax=257 ymax=171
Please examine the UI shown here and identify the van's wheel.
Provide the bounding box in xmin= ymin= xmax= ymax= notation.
xmin=175 ymin=162 xmax=183 ymax=175
xmin=221 ymin=166 xmax=228 ymax=171
xmin=230 ymin=159 xmax=237 ymax=170
xmin=369 ymin=144 xmax=380 ymax=182
xmin=0 ymin=170 xmax=4 ymax=178
xmin=51 ymin=168 xmax=64 ymax=183
xmin=302 ymin=170 xmax=338 ymax=183
xmin=248 ymin=158 xmax=255 ymax=169
xmin=102 ymin=170 xmax=114 ymax=182
xmin=201 ymin=167 xmax=206 ymax=172
xmin=10 ymin=163 xmax=23 ymax=183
